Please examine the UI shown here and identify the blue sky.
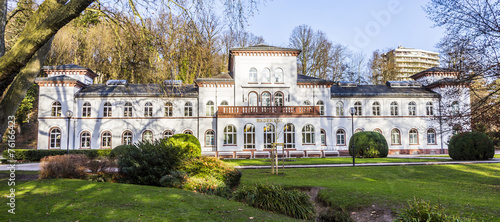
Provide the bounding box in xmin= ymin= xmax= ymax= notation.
xmin=245 ymin=0 xmax=445 ymax=56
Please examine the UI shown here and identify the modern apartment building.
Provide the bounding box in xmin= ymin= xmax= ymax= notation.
xmin=384 ymin=46 xmax=440 ymax=80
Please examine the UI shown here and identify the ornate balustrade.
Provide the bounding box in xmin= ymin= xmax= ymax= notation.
xmin=217 ymin=106 xmax=320 ymax=117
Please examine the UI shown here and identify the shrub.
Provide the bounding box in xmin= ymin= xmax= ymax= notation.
xmin=167 ymin=134 xmax=201 ymax=150
xmin=166 ymin=134 xmax=201 ymax=158
xmin=232 ymin=184 xmax=316 ymax=220
xmin=118 ymin=138 xmax=201 ymax=186
xmin=179 ymin=156 xmax=242 ymax=189
xmin=86 ymin=157 xmax=116 ymax=174
xmin=2 ymin=149 xmax=111 ymax=161
xmin=159 ymin=170 xmax=188 ymax=188
xmin=40 ymin=154 xmax=88 ymax=179
xmin=448 ymin=132 xmax=495 ymax=160
xmin=348 ymin=131 xmax=388 ymax=158
xmin=109 ymin=145 xmax=133 ymax=159
xmin=395 ymin=197 xmax=474 ymax=222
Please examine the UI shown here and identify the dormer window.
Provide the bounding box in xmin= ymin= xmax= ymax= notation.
xmin=249 ymin=68 xmax=257 ymax=83
xmin=274 ymin=68 xmax=283 ymax=83
xmin=262 ymin=68 xmax=271 ymax=83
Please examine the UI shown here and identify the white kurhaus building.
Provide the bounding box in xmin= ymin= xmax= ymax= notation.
xmin=36 ymin=45 xmax=470 ymax=157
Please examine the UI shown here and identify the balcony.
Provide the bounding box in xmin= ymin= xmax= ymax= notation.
xmin=218 ymin=106 xmax=320 ymax=117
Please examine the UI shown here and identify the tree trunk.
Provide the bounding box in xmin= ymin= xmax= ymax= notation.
xmin=0 ymin=38 xmax=52 ymax=142
xmin=0 ymin=0 xmax=7 ymax=57
xmin=0 ymin=0 xmax=94 ymax=98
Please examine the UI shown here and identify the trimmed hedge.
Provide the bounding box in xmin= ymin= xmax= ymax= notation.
xmin=2 ymin=149 xmax=112 ymax=161
xmin=348 ymin=131 xmax=388 ymax=158
xmin=448 ymin=132 xmax=494 ymax=160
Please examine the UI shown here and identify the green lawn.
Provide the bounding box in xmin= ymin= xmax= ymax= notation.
xmin=223 ymin=157 xmax=448 ymax=166
xmin=0 ymin=177 xmax=297 ymax=221
xmin=240 ymin=163 xmax=500 ymax=221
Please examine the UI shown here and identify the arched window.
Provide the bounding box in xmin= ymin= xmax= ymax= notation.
xmin=165 ymin=102 xmax=173 ymax=117
xmin=184 ymin=102 xmax=193 ymax=117
xmin=390 ymin=102 xmax=398 ymax=116
xmin=373 ymin=128 xmax=382 ymax=134
xmin=317 ymin=100 xmax=325 ymax=115
xmin=220 ymin=100 xmax=229 ymax=106
xmin=302 ymin=124 xmax=315 ymax=144
xmin=262 ymin=92 xmax=271 ymax=106
xmin=355 ymin=128 xmax=363 ymax=133
xmin=426 ymin=102 xmax=433 ymax=116
xmin=122 ymin=131 xmax=133 ymax=145
xmin=408 ymin=102 xmax=416 ymax=116
xmin=284 ymin=123 xmax=295 ymax=148
xmin=81 ymin=131 xmax=91 ymax=148
xmin=372 ymin=102 xmax=380 ymax=116
xmin=336 ymin=129 xmax=345 ymax=145
xmin=354 ymin=101 xmax=362 ymax=116
xmin=249 ymin=92 xmax=258 ymax=106
xmin=274 ymin=68 xmax=283 ymax=83
xmin=264 ymin=123 xmax=275 ymax=148
xmin=101 ymin=131 xmax=112 ymax=148
xmin=144 ymin=102 xmax=153 ymax=117
xmin=427 ymin=129 xmax=436 ymax=144
xmin=391 ymin=129 xmax=401 ymax=145
xmin=163 ymin=130 xmax=173 ymax=138
xmin=224 ymin=125 xmax=237 ymax=145
xmin=124 ymin=102 xmax=133 ymax=117
xmin=82 ymin=102 xmax=91 ymax=117
xmin=103 ymin=102 xmax=112 ymax=117
xmin=336 ymin=101 xmax=344 ymax=116
xmin=451 ymin=101 xmax=459 ymax=115
xmin=303 ymin=100 xmax=311 ymax=106
xmin=244 ymin=124 xmax=255 ymax=149
xmin=249 ymin=68 xmax=258 ymax=82
xmin=262 ymin=68 xmax=271 ymax=82
xmin=183 ymin=130 xmax=193 ymax=135
xmin=205 ymin=130 xmax=215 ymax=146
xmin=142 ymin=130 xmax=153 ymax=142
xmin=206 ymin=101 xmax=214 ymax=116
xmin=409 ymin=129 xmax=418 ymax=144
xmin=274 ymin=92 xmax=284 ymax=106
xmin=321 ymin=129 xmax=326 ymax=145
xmin=49 ymin=128 xmax=61 ymax=148
xmin=51 ymin=101 xmax=62 ymax=117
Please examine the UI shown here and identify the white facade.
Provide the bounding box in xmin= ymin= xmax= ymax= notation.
xmin=36 ymin=46 xmax=470 ymax=157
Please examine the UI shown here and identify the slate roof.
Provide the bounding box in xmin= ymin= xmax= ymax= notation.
xmin=297 ymin=74 xmax=334 ymax=83
xmin=75 ymin=84 xmax=198 ymax=98
xmin=35 ymin=76 xmax=81 ymax=82
xmin=330 ymin=85 xmax=440 ymax=98
xmin=230 ymin=44 xmax=299 ymax=52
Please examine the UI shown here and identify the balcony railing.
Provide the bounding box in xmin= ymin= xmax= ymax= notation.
xmin=218 ymin=106 xmax=320 ymax=116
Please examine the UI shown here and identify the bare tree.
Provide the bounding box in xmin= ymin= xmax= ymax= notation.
xmin=426 ymin=0 xmax=500 ymax=133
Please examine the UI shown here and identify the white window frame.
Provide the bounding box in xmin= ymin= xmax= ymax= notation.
xmin=302 ymin=124 xmax=315 ymax=144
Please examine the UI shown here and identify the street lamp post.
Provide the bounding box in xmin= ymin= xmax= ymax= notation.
xmin=349 ymin=107 xmax=356 ymax=167
xmin=66 ymin=110 xmax=73 ymax=154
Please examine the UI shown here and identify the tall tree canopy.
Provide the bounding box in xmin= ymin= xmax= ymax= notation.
xmin=0 ymin=0 xmax=265 ymax=140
